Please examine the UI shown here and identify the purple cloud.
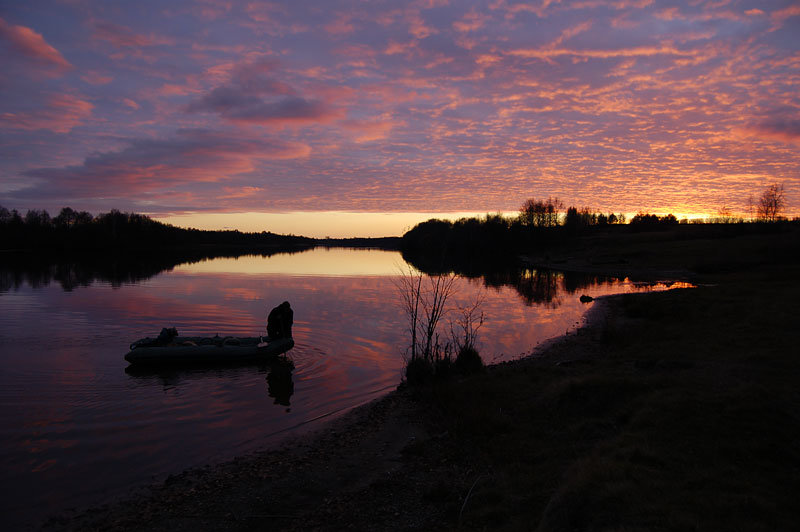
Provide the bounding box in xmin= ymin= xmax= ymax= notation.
xmin=91 ymin=21 xmax=173 ymax=48
xmin=748 ymin=117 xmax=800 ymax=145
xmin=186 ymin=58 xmax=339 ymax=125
xmin=15 ymin=129 xmax=310 ymax=203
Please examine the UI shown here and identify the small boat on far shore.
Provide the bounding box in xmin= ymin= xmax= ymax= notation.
xmin=125 ymin=333 xmax=294 ymax=366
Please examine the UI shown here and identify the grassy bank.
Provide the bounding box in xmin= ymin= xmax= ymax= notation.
xmin=405 ymin=266 xmax=800 ymax=530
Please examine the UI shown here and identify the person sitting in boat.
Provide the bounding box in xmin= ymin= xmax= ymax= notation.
xmin=267 ymin=301 xmax=293 ymax=339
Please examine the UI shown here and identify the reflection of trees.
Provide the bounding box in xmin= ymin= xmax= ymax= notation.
xmin=484 ymin=268 xmax=569 ymax=308
xmin=515 ymin=269 xmax=562 ymax=308
xmin=561 ymin=271 xmax=606 ymax=295
xmin=0 ymin=248 xmax=312 ymax=293
xmin=404 ymin=253 xmax=622 ymax=309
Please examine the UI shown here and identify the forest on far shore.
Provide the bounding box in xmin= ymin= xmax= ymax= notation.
xmin=402 ymin=184 xmax=795 ymax=266
xmin=0 ymin=206 xmax=314 ymax=253
xmin=1 ymin=183 xmax=792 ymax=257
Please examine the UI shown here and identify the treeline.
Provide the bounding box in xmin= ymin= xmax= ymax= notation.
xmin=0 ymin=206 xmax=314 ymax=253
xmin=402 ymin=194 xmax=797 ymax=270
xmin=401 ymin=199 xmax=631 ymax=271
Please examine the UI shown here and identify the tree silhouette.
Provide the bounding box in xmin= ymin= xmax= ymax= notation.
xmin=519 ymin=197 xmax=563 ymax=228
xmin=757 ymin=183 xmax=786 ymax=221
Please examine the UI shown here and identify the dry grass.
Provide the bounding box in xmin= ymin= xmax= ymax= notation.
xmin=416 ymin=252 xmax=800 ymax=530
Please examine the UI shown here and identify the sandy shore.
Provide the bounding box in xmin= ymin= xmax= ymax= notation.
xmin=43 ymin=299 xmax=612 ymax=532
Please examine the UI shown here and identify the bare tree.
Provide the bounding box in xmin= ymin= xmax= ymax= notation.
xmin=394 ymin=268 xmax=457 ymax=363
xmin=450 ymin=292 xmax=485 ymax=354
xmin=714 ymin=205 xmax=737 ymax=224
xmin=519 ymin=197 xmax=564 ymax=228
xmin=747 ymin=193 xmax=755 ymax=221
xmin=419 ymin=273 xmax=458 ymax=362
xmin=757 ymin=183 xmax=786 ymax=221
xmin=394 ymin=267 xmax=423 ymax=362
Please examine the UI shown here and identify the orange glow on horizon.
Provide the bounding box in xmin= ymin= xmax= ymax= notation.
xmin=154 ymin=211 xmax=493 ymax=238
xmin=154 ymin=208 xmax=757 ymax=238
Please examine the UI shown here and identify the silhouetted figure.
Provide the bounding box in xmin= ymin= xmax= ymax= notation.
xmin=130 ymin=327 xmax=178 ymax=350
xmin=267 ymin=301 xmax=293 ymax=339
xmin=156 ymin=327 xmax=179 ymax=345
xmin=267 ymin=363 xmax=294 ymax=407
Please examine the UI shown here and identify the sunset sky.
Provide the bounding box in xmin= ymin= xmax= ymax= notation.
xmin=1 ymin=0 xmax=798 ymax=237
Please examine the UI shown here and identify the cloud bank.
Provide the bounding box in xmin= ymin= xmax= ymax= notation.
xmin=0 ymin=0 xmax=798 ymax=220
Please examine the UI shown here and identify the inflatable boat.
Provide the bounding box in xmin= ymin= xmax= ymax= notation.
xmin=125 ymin=334 xmax=294 ymax=366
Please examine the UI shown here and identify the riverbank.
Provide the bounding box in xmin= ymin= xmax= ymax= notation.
xmin=42 ymin=296 xmax=614 ymax=531
xmin=45 ymin=259 xmax=800 ymax=530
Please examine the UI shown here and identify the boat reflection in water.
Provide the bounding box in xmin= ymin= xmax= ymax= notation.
xmin=123 ymin=358 xmax=295 ymax=410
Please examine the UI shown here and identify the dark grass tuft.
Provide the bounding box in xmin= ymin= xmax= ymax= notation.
xmin=405 ymin=356 xmax=434 ymax=385
xmin=455 ymin=346 xmax=485 ymax=374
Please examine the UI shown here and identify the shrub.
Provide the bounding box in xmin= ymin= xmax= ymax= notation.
xmin=455 ymin=345 xmax=485 ymax=374
xmin=434 ymin=354 xmax=454 ymax=380
xmin=405 ymin=356 xmax=434 ymax=385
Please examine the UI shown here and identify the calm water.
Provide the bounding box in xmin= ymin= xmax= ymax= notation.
xmin=0 ymin=248 xmax=687 ymax=529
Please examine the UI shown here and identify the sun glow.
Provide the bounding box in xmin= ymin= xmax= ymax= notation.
xmin=155 ymin=209 xmax=743 ymax=239
xmin=154 ymin=211 xmax=498 ymax=238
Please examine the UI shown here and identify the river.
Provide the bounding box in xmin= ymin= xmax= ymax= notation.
xmin=0 ymin=247 xmax=688 ymax=529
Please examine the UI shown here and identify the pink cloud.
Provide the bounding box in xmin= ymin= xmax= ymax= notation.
xmin=193 ymin=0 xmax=234 ymax=21
xmin=219 ymin=186 xmax=265 ymax=199
xmin=572 ymin=0 xmax=654 ymax=9
xmin=0 ymin=17 xmax=71 ymax=73
xmin=244 ymin=1 xmax=287 ymax=22
xmin=81 ymin=71 xmax=113 ymax=85
xmin=341 ymin=116 xmax=403 ymax=143
xmin=325 ymin=13 xmax=356 ymax=35
xmin=21 ymin=129 xmax=310 ymax=200
xmin=770 ymin=5 xmax=800 ymax=30
xmin=407 ymin=12 xmax=437 ymax=39
xmin=453 ymin=10 xmax=491 ymax=32
xmin=157 ymin=83 xmax=201 ymax=97
xmin=552 ymin=20 xmax=593 ymax=47
xmin=91 ymin=21 xmax=173 ymax=48
xmin=0 ymin=94 xmax=92 ymax=133
xmin=508 ymin=43 xmax=699 ymax=60
xmin=655 ymin=7 xmax=681 ymax=20
xmin=242 ymin=2 xmax=299 ymax=36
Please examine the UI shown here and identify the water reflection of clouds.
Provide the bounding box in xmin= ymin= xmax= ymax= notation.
xmin=0 ymin=251 xmax=697 ymax=528
xmin=174 ymin=248 xmax=408 ymax=277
